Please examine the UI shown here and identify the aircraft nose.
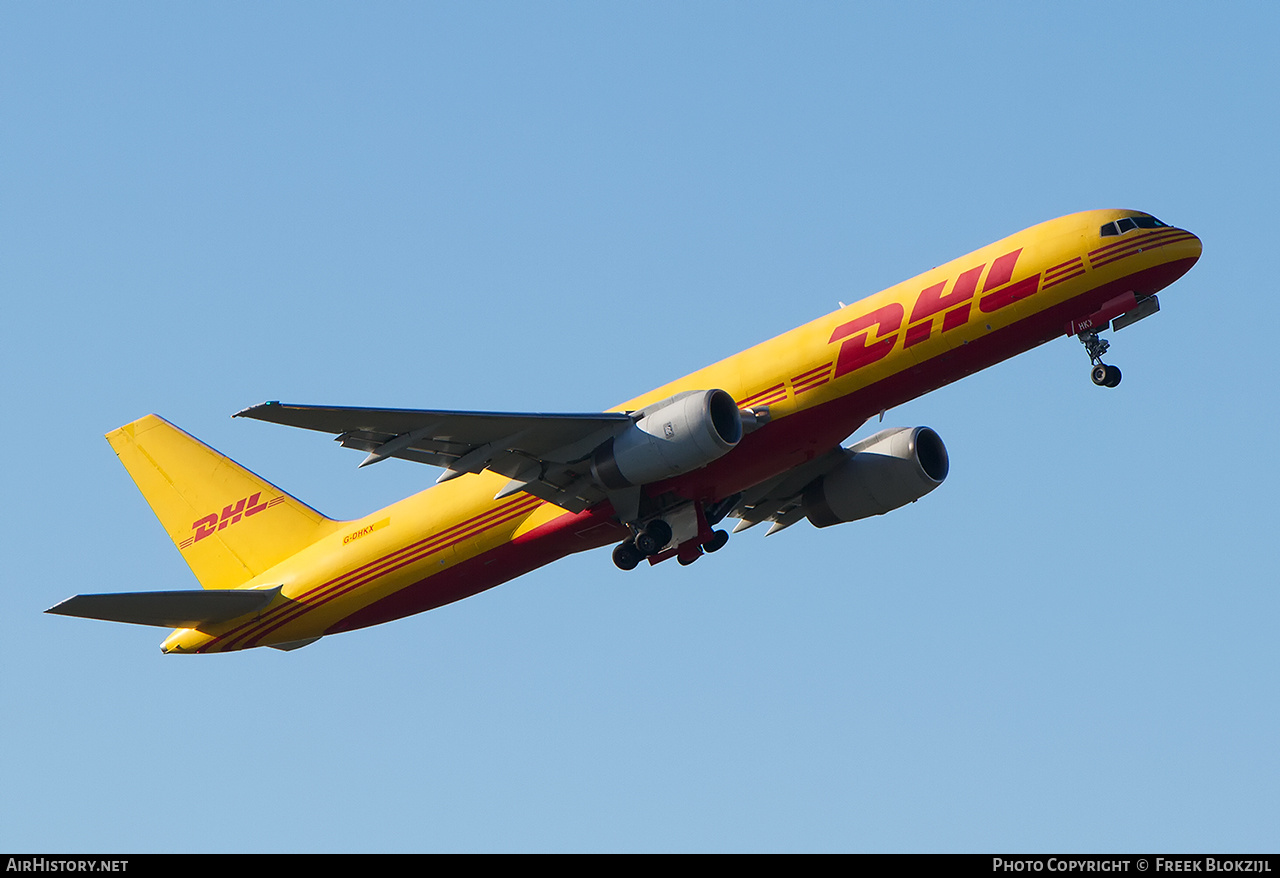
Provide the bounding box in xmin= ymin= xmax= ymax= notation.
xmin=1150 ymin=227 xmax=1202 ymax=290
xmin=1179 ymin=228 xmax=1203 ymax=263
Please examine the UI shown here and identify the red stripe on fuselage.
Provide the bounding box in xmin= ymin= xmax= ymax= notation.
xmin=1043 ymin=268 xmax=1086 ymax=290
xmin=791 ymin=363 xmax=832 ymax=383
xmin=737 ymin=384 xmax=786 ymax=407
xmin=238 ymin=496 xmax=544 ymax=649
xmin=1044 ymin=257 xmax=1083 ymax=279
xmin=1088 ymin=228 xmax=1186 ymax=260
xmin=327 ymin=506 xmax=629 ymax=633
xmin=197 ymin=494 xmax=544 ymax=652
xmin=1089 ymin=232 xmax=1197 ymax=269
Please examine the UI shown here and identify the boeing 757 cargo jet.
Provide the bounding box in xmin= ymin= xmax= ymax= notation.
xmin=48 ymin=209 xmax=1201 ymax=653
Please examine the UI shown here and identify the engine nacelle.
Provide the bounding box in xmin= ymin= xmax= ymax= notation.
xmin=592 ymin=389 xmax=743 ymax=488
xmin=803 ymin=426 xmax=949 ymax=528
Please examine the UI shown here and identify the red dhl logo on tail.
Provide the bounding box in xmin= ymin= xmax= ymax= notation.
xmin=179 ymin=492 xmax=281 ymax=548
xmin=829 ymin=249 xmax=1041 ymax=377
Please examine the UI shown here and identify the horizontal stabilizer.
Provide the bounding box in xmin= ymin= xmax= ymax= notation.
xmin=46 ymin=587 xmax=280 ymax=630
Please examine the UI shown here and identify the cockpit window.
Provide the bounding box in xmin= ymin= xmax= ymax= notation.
xmin=1100 ymin=215 xmax=1170 ymax=237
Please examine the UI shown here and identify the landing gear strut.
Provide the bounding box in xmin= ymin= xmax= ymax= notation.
xmin=1078 ymin=330 xmax=1121 ymax=388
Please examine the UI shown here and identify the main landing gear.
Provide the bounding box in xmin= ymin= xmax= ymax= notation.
xmin=611 ymin=519 xmax=672 ymax=571
xmin=611 ymin=518 xmax=730 ymax=571
xmin=676 ymin=528 xmax=730 ymax=566
xmin=1078 ymin=330 xmax=1122 ymax=388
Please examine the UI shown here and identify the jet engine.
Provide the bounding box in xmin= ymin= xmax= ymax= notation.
xmin=803 ymin=426 xmax=949 ymax=527
xmin=592 ymin=389 xmax=743 ymax=488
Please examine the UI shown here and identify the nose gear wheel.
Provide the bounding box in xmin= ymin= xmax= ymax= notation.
xmin=1078 ymin=330 xmax=1122 ymax=388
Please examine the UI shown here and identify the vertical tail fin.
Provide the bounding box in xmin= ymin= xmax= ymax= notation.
xmin=107 ymin=414 xmax=340 ymax=590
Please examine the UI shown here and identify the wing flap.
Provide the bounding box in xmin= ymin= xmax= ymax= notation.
xmin=728 ymin=445 xmax=854 ymax=533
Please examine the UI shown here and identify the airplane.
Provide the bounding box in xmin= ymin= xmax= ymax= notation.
xmin=47 ymin=209 xmax=1201 ymax=653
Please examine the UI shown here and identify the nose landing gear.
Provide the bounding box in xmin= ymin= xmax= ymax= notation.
xmin=1079 ymin=330 xmax=1122 ymax=388
xmin=1090 ymin=362 xmax=1122 ymax=388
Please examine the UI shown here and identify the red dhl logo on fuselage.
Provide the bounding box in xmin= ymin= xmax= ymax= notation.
xmin=179 ymin=492 xmax=284 ymax=548
xmin=829 ymin=248 xmax=1041 ymax=377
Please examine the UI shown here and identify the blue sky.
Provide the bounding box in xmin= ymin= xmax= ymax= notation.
xmin=3 ymin=2 xmax=1277 ymax=852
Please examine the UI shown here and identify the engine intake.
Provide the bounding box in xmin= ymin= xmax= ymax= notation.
xmin=592 ymin=389 xmax=743 ymax=489
xmin=804 ymin=426 xmax=948 ymax=528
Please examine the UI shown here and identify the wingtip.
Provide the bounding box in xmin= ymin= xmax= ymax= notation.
xmin=45 ymin=596 xmax=76 ymax=616
xmin=232 ymin=401 xmax=280 ymax=419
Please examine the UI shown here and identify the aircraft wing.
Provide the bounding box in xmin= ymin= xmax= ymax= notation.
xmin=727 ymin=445 xmax=851 ymax=535
xmin=235 ymin=401 xmax=637 ymax=513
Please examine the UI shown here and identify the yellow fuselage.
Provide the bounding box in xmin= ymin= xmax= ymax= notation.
xmin=163 ymin=209 xmax=1201 ymax=653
